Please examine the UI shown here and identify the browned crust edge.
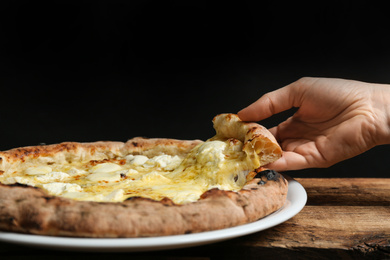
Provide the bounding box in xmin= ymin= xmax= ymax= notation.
xmin=212 ymin=114 xmax=282 ymax=166
xmin=0 ymin=171 xmax=287 ymax=238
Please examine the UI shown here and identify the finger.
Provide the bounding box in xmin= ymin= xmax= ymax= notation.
xmin=267 ymin=115 xmax=299 ymax=142
xmin=264 ymin=151 xmax=310 ymax=171
xmin=268 ymin=126 xmax=278 ymax=140
xmin=265 ymin=117 xmax=304 ymax=143
xmin=237 ymin=83 xmax=301 ymax=122
xmin=281 ymin=138 xmax=311 ymax=152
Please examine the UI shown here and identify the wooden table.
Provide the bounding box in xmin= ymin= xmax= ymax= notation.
xmin=1 ymin=178 xmax=389 ymax=259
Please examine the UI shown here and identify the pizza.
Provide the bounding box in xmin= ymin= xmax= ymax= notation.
xmin=0 ymin=113 xmax=288 ymax=238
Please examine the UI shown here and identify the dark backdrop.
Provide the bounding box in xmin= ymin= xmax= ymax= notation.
xmin=0 ymin=1 xmax=389 ymax=178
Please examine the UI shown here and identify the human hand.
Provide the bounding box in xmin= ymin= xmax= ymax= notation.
xmin=238 ymin=77 xmax=390 ymax=171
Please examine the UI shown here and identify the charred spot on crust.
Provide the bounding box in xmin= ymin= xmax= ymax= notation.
xmin=132 ymin=142 xmax=139 ymax=147
xmin=7 ymin=217 xmax=16 ymax=225
xmin=246 ymin=127 xmax=259 ymax=136
xmin=252 ymin=169 xmax=282 ymax=185
xmin=227 ymin=138 xmax=241 ymax=145
xmin=266 ymin=170 xmax=277 ymax=180
xmin=254 ymin=169 xmax=280 ymax=181
xmin=200 ymin=188 xmax=233 ymax=199
xmin=87 ymin=158 xmax=126 ymax=167
xmin=124 ymin=196 xmax=140 ymax=201
xmin=43 ymin=196 xmax=56 ymax=201
xmin=5 ymin=183 xmax=37 ymax=189
xmin=125 ymin=196 xmax=155 ymax=202
xmin=160 ymin=197 xmax=176 ymax=206
xmin=124 ymin=196 xmax=177 ymax=206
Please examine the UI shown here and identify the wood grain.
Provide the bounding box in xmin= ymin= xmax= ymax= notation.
xmin=227 ymin=178 xmax=390 ymax=259
xmin=189 ymin=178 xmax=390 ymax=259
xmin=298 ymin=178 xmax=390 ymax=206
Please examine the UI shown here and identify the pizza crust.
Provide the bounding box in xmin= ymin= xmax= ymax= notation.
xmin=0 ymin=170 xmax=287 ymax=237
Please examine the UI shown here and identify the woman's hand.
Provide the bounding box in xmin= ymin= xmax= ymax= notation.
xmin=238 ymin=77 xmax=390 ymax=171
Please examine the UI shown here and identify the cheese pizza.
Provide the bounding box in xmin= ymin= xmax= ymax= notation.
xmin=0 ymin=114 xmax=287 ymax=237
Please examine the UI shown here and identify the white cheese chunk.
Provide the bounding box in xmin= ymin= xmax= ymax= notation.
xmin=103 ymin=189 xmax=125 ymax=202
xmin=25 ymin=166 xmax=52 ymax=175
xmin=67 ymin=167 xmax=87 ymax=176
xmin=128 ymin=169 xmax=139 ymax=175
xmin=195 ymin=140 xmax=226 ymax=166
xmin=41 ymin=182 xmax=82 ymax=195
xmin=90 ymin=163 xmax=122 ymax=173
xmin=163 ymin=155 xmax=182 ymax=170
xmin=170 ymin=189 xmax=203 ymax=204
xmin=126 ymin=155 xmax=149 ymax=166
xmin=4 ymin=176 xmax=35 ymax=186
xmin=145 ymin=154 xmax=182 ymax=170
xmin=86 ymin=172 xmax=122 ymax=182
xmin=35 ymin=172 xmax=70 ymax=183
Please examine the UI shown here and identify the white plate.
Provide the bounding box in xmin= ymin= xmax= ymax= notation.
xmin=0 ymin=178 xmax=306 ymax=252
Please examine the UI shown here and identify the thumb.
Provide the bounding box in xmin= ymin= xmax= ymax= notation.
xmin=237 ymin=83 xmax=300 ymax=122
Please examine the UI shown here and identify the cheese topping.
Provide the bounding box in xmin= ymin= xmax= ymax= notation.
xmin=0 ymin=139 xmax=261 ymax=204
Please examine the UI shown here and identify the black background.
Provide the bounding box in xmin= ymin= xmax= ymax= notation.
xmin=0 ymin=1 xmax=389 ymax=178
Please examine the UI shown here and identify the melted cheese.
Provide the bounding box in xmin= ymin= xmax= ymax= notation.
xmin=0 ymin=139 xmax=260 ymax=204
